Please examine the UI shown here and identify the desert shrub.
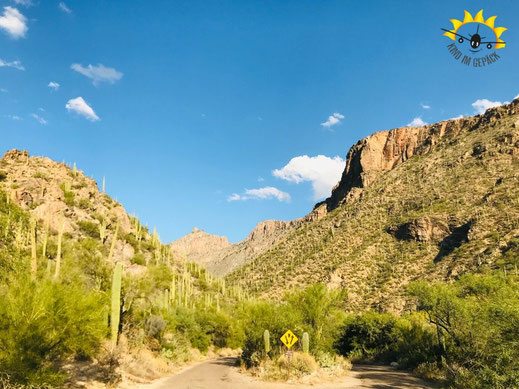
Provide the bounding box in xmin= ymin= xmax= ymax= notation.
xmin=62 ymin=191 xmax=75 ymax=208
xmin=0 ymin=172 xmax=7 ymax=181
xmin=131 ymin=253 xmax=146 ymax=266
xmin=145 ymin=315 xmax=167 ymax=339
xmin=278 ymin=352 xmax=318 ymax=375
xmin=285 ymin=283 xmax=347 ymax=353
xmin=77 ymin=220 xmax=99 ymax=239
xmin=160 ymin=333 xmax=191 ymax=362
xmin=0 ymin=276 xmax=106 ymax=386
xmin=239 ymin=299 xmax=300 ymax=367
xmin=122 ymin=233 xmax=139 ymax=251
xmin=77 ymin=198 xmax=92 ymax=210
xmin=409 ymin=274 xmax=519 ymax=388
xmin=335 ymin=311 xmax=437 ymax=368
xmin=335 ymin=311 xmax=398 ymax=362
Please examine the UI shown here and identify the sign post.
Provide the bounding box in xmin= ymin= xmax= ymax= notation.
xmin=280 ymin=330 xmax=298 ymax=379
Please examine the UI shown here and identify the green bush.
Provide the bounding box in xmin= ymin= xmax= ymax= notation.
xmin=131 ymin=253 xmax=147 ymax=266
xmin=335 ymin=311 xmax=437 ymax=368
xmin=409 ymin=274 xmax=519 ymax=388
xmin=77 ymin=220 xmax=99 ymax=239
xmin=0 ymin=276 xmax=106 ymax=386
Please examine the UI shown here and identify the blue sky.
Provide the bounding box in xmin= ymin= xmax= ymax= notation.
xmin=1 ymin=0 xmax=519 ymax=243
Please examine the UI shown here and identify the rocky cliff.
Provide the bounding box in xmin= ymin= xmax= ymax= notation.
xmin=319 ymin=119 xmax=466 ymax=212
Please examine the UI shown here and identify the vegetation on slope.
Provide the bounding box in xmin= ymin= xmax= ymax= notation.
xmin=227 ymin=102 xmax=519 ymax=311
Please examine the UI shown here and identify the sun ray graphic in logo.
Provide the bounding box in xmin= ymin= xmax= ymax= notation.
xmin=442 ymin=10 xmax=506 ymax=51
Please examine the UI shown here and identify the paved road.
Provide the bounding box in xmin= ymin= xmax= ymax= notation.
xmin=145 ymin=357 xmax=433 ymax=389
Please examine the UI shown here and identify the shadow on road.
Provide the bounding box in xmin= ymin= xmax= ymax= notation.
xmin=352 ymin=364 xmax=433 ymax=388
xmin=208 ymin=357 xmax=239 ymax=367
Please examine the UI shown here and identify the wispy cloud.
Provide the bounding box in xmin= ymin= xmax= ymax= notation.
xmin=0 ymin=7 xmax=27 ymax=39
xmin=6 ymin=114 xmax=21 ymax=120
xmin=273 ymin=155 xmax=345 ymax=200
xmin=12 ymin=0 xmax=33 ymax=7
xmin=407 ymin=117 xmax=427 ymax=127
xmin=0 ymin=58 xmax=24 ymax=70
xmin=65 ymin=97 xmax=100 ymax=121
xmin=0 ymin=88 xmax=7 ymax=93
xmin=472 ymin=99 xmax=506 ymax=115
xmin=48 ymin=81 xmax=60 ymax=91
xmin=71 ymin=63 xmax=123 ymax=85
xmin=421 ymin=103 xmax=431 ymax=109
xmin=58 ymin=2 xmax=72 ymax=14
xmin=227 ymin=187 xmax=291 ymax=202
xmin=321 ymin=112 xmax=344 ymax=128
xmin=30 ymin=113 xmax=47 ymax=125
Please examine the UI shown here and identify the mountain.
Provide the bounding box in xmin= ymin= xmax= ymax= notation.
xmin=225 ymin=100 xmax=519 ymax=311
xmin=169 ymin=204 xmax=328 ymax=276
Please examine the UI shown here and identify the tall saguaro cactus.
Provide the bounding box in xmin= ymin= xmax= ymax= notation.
xmin=264 ymin=330 xmax=271 ymax=354
xmin=54 ymin=216 xmax=64 ymax=280
xmin=29 ymin=217 xmax=37 ymax=279
xmin=111 ymin=262 xmax=123 ymax=348
xmin=108 ymin=221 xmax=120 ymax=262
xmin=302 ymin=332 xmax=310 ymax=353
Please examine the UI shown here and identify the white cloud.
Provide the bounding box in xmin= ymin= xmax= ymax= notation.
xmin=48 ymin=81 xmax=60 ymax=91
xmin=514 ymin=94 xmax=519 ymax=100
xmin=12 ymin=0 xmax=33 ymax=7
xmin=321 ymin=112 xmax=344 ymax=128
xmin=448 ymin=115 xmax=464 ymax=120
xmin=227 ymin=187 xmax=291 ymax=202
xmin=272 ymin=155 xmax=345 ymax=200
xmin=71 ymin=63 xmax=123 ymax=85
xmin=421 ymin=103 xmax=431 ymax=109
xmin=472 ymin=99 xmax=506 ymax=114
xmin=407 ymin=117 xmax=427 ymax=127
xmin=59 ymin=2 xmax=72 ymax=14
xmin=257 ymin=176 xmax=264 ymax=182
xmin=0 ymin=58 xmax=24 ymax=70
xmin=30 ymin=113 xmax=47 ymax=125
xmin=0 ymin=7 xmax=27 ymax=39
xmin=65 ymin=97 xmax=100 ymax=121
xmin=227 ymin=193 xmax=241 ymax=201
xmin=6 ymin=114 xmax=21 ymax=120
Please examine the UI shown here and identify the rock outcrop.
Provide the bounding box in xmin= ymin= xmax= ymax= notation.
xmin=320 ymin=100 xmax=519 ymax=212
xmin=170 ymin=227 xmax=231 ymax=264
xmin=320 ymin=119 xmax=467 ymax=211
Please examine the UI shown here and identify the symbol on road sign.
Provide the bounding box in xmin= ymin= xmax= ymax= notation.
xmin=280 ymin=330 xmax=298 ymax=349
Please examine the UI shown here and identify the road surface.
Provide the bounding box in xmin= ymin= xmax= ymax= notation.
xmin=142 ymin=357 xmax=434 ymax=389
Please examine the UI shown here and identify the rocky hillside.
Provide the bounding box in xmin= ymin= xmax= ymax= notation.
xmin=227 ymin=100 xmax=519 ymax=312
xmin=0 ymin=149 xmax=173 ymax=274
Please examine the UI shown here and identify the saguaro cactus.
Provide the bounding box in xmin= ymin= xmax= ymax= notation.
xmin=170 ymin=276 xmax=176 ymax=304
xmin=108 ymin=221 xmax=119 ymax=262
xmin=111 ymin=262 xmax=123 ymax=348
xmin=264 ymin=330 xmax=271 ymax=354
xmin=30 ymin=217 xmax=37 ymax=279
xmin=99 ymin=220 xmax=107 ymax=243
xmin=53 ymin=216 xmax=64 ymax=280
xmin=302 ymin=332 xmax=310 ymax=353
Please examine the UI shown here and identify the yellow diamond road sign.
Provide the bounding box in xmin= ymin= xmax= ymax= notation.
xmin=280 ymin=330 xmax=298 ymax=349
